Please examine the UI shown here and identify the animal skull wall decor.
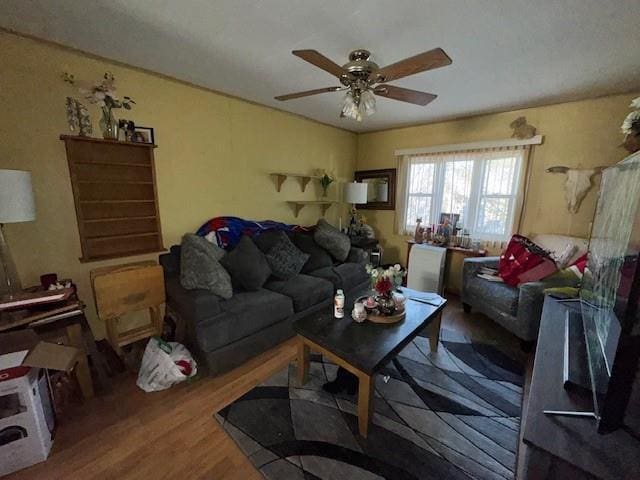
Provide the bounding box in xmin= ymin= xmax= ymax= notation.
xmin=546 ymin=166 xmax=606 ymax=213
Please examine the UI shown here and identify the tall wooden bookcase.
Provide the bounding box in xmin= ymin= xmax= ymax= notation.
xmin=60 ymin=135 xmax=164 ymax=262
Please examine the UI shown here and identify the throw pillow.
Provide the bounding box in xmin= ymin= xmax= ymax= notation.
xmin=553 ymin=243 xmax=578 ymax=269
xmin=265 ymin=233 xmax=310 ymax=280
xmin=313 ymin=219 xmax=351 ymax=262
xmin=180 ymin=234 xmax=233 ymax=299
xmin=290 ymin=232 xmax=334 ymax=273
xmin=498 ymin=234 xmax=551 ymax=286
xmin=220 ymin=235 xmax=272 ymax=291
xmin=253 ymin=229 xmax=287 ymax=254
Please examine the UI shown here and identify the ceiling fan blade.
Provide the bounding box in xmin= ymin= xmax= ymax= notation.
xmin=292 ymin=50 xmax=347 ymax=78
xmin=374 ymin=48 xmax=452 ymax=83
xmin=374 ymin=85 xmax=437 ymax=106
xmin=275 ymin=86 xmax=342 ymax=101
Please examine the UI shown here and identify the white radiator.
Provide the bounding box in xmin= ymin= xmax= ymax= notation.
xmin=407 ymin=244 xmax=446 ymax=294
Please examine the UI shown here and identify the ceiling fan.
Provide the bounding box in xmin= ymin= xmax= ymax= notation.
xmin=275 ymin=48 xmax=452 ymax=121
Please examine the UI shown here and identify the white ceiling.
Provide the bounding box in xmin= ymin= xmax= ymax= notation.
xmin=2 ymin=0 xmax=640 ymax=132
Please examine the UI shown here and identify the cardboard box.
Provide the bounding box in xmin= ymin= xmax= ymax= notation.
xmin=0 ymin=330 xmax=80 ymax=476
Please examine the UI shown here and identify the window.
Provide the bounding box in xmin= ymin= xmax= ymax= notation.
xmin=401 ymin=148 xmax=526 ymax=241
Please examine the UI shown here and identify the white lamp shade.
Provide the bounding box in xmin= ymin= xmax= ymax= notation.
xmin=343 ymin=182 xmax=368 ymax=205
xmin=376 ymin=183 xmax=389 ymax=202
xmin=0 ymin=169 xmax=36 ymax=223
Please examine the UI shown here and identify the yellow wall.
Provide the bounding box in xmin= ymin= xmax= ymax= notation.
xmin=357 ymin=93 xmax=639 ymax=273
xmin=2 ymin=30 xmax=637 ymax=336
xmin=0 ymin=32 xmax=357 ymax=338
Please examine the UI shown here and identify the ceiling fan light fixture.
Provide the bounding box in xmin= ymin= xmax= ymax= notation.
xmin=360 ymin=89 xmax=376 ymax=116
xmin=341 ymin=91 xmax=361 ymax=121
xmin=341 ymin=89 xmax=375 ymax=122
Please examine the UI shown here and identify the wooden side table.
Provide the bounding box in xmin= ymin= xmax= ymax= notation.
xmin=0 ymin=298 xmax=96 ymax=398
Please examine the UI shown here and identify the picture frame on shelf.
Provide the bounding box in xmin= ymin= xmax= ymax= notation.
xmin=439 ymin=212 xmax=460 ymax=230
xmin=132 ymin=126 xmax=155 ymax=144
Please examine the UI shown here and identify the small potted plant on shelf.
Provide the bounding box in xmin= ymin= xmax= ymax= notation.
xmin=318 ymin=170 xmax=335 ymax=197
xmin=621 ymin=97 xmax=640 ymax=154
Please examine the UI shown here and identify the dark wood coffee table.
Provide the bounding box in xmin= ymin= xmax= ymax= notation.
xmin=293 ymin=287 xmax=446 ymax=437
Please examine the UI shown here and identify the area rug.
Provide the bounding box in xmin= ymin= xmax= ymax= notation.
xmin=215 ymin=329 xmax=524 ymax=480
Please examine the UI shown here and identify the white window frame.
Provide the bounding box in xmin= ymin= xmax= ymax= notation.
xmin=402 ymin=149 xmax=526 ymax=241
xmin=471 ymin=151 xmax=524 ymax=240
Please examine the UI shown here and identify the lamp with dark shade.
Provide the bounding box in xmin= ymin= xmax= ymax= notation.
xmin=343 ymin=181 xmax=368 ymax=236
xmin=0 ymin=169 xmax=36 ymax=298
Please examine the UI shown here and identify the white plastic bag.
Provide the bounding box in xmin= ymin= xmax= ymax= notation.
xmin=136 ymin=337 xmax=197 ymax=392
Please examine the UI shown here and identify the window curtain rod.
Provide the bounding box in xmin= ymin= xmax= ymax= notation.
xmin=394 ymin=135 xmax=543 ymax=157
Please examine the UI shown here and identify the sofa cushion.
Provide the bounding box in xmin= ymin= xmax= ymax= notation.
xmin=347 ymin=246 xmax=368 ymax=264
xmin=531 ymin=234 xmax=588 ymax=266
xmin=334 ymin=262 xmax=368 ymax=291
xmin=166 ymin=275 xmax=222 ymax=322
xmin=314 ymin=219 xmax=351 ymax=261
xmin=291 ymin=232 xmax=333 ymax=273
xmin=264 ymin=232 xmax=309 ymax=280
xmin=180 ymin=234 xmax=232 ymax=299
xmin=197 ymin=289 xmax=294 ymax=352
xmin=308 ymin=266 xmax=341 ymax=288
xmin=466 ymin=276 xmax=519 ymax=316
xmin=308 ymin=263 xmax=368 ymax=291
xmin=264 ymin=274 xmax=333 ymax=312
xmin=220 ymin=235 xmax=271 ymax=291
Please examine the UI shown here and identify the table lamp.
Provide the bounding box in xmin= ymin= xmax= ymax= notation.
xmin=0 ymin=169 xmax=36 ymax=298
xmin=343 ymin=181 xmax=368 ymax=236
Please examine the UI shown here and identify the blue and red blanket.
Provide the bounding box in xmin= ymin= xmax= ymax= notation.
xmin=196 ymin=216 xmax=310 ymax=249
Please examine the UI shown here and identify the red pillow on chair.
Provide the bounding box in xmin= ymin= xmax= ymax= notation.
xmin=498 ymin=235 xmax=556 ymax=286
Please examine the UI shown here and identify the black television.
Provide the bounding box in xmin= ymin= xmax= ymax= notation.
xmin=580 ymin=151 xmax=640 ymax=434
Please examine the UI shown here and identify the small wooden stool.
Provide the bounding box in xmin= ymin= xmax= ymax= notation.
xmin=90 ymin=261 xmax=165 ymax=356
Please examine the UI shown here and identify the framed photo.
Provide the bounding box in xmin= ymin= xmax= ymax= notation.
xmin=439 ymin=212 xmax=460 ymax=230
xmin=132 ymin=126 xmax=155 ymax=144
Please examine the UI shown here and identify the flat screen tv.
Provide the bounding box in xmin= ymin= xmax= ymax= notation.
xmin=580 ymin=151 xmax=640 ymax=434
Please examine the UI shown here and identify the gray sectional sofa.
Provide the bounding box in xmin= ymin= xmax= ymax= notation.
xmin=159 ymin=230 xmax=369 ymax=375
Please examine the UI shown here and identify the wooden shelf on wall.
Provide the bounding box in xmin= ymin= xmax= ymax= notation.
xmin=60 ymin=135 xmax=164 ymax=262
xmin=271 ymin=172 xmax=322 ymax=192
xmin=288 ymin=201 xmax=336 ymax=218
xmin=60 ymin=135 xmax=157 ymax=149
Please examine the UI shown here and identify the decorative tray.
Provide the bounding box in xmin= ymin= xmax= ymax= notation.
xmin=366 ymin=309 xmax=406 ymax=324
xmin=355 ymin=295 xmax=406 ymax=324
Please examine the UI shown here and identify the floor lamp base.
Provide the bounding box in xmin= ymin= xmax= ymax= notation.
xmin=0 ymin=224 xmax=22 ymax=299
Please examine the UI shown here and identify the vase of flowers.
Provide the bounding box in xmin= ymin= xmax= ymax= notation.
xmin=366 ymin=264 xmax=406 ymax=315
xmin=63 ymin=72 xmax=135 ymax=140
xmin=621 ymin=97 xmax=640 ymax=154
xmin=320 ymin=171 xmax=334 ymax=197
xmin=99 ymin=106 xmax=118 ymax=140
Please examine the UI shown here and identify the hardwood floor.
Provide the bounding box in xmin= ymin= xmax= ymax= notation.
xmin=6 ymin=295 xmax=527 ymax=480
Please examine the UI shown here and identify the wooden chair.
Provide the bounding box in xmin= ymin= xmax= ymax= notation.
xmin=90 ymin=261 xmax=165 ymax=356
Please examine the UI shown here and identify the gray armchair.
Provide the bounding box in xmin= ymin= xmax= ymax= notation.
xmin=462 ymin=257 xmax=579 ymax=342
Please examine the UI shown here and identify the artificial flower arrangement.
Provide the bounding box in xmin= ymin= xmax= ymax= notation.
xmin=363 ymin=264 xmax=406 ymax=316
xmin=621 ymin=97 xmax=640 ymax=153
xmin=63 ymin=72 xmax=135 ymax=139
xmin=366 ymin=264 xmax=405 ymax=297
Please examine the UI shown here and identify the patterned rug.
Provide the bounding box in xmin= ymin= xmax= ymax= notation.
xmin=215 ymin=329 xmax=524 ymax=480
